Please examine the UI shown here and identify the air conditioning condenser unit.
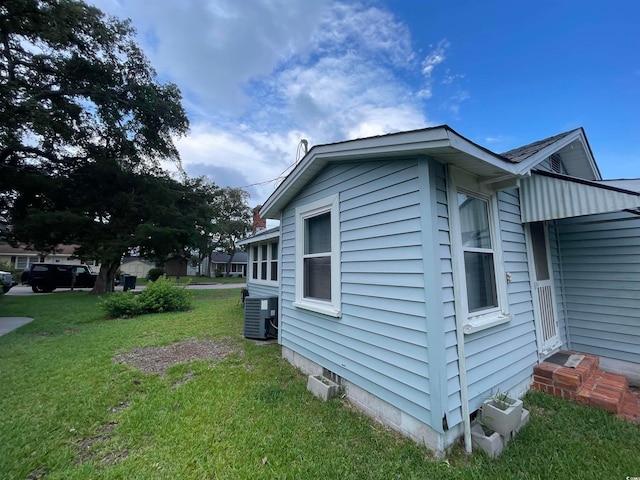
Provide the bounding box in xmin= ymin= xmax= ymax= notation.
xmin=243 ymin=296 xmax=278 ymax=340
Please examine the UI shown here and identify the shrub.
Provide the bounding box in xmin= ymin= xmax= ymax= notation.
xmin=137 ymin=277 xmax=192 ymax=313
xmin=101 ymin=277 xmax=192 ymax=318
xmin=100 ymin=291 xmax=142 ymax=318
xmin=146 ymin=267 xmax=164 ymax=281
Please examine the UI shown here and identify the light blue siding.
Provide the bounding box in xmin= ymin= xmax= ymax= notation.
xmin=433 ymin=165 xmax=463 ymax=428
xmin=555 ymin=211 xmax=640 ymax=364
xmin=463 ymin=188 xmax=538 ymax=411
xmin=247 ymin=282 xmax=279 ymax=298
xmin=280 ymin=159 xmax=441 ymax=428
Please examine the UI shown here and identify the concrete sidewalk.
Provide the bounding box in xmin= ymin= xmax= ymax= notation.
xmin=0 ymin=317 xmax=33 ymax=336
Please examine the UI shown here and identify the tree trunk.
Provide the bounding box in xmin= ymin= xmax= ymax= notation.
xmin=226 ymin=251 xmax=235 ymax=276
xmin=205 ymin=250 xmax=212 ymax=277
xmin=90 ymin=258 xmax=120 ymax=295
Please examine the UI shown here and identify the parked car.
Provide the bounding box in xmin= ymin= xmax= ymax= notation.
xmin=1 ymin=270 xmax=17 ymax=293
xmin=23 ymin=264 xmax=97 ymax=293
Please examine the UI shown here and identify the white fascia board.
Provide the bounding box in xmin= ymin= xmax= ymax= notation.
xmin=261 ymin=127 xmax=452 ymax=218
xmin=445 ymin=130 xmax=521 ymax=175
xmin=513 ymin=129 xmax=601 ymax=180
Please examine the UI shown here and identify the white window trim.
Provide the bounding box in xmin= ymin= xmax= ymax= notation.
xmin=448 ymin=167 xmax=511 ymax=334
xmin=293 ymin=194 xmax=341 ymax=318
xmin=250 ymin=240 xmax=278 ymax=286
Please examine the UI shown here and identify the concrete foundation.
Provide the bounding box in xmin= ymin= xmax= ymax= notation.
xmin=600 ymin=356 xmax=640 ymax=387
xmin=283 ymin=346 xmax=461 ymax=457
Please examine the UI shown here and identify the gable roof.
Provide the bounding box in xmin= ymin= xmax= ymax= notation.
xmin=261 ymin=125 xmax=522 ymax=219
xmin=501 ymin=130 xmax=576 ymax=163
xmin=260 ymin=125 xmax=604 ymax=219
xmin=0 ymin=243 xmax=79 ymax=256
xmin=502 ymin=127 xmax=601 ymax=180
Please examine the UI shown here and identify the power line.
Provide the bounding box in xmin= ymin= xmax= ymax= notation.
xmin=234 ymin=159 xmax=297 ymax=189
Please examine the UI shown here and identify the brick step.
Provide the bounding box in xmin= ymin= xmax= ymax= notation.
xmin=532 ymin=352 xmax=601 ymax=399
xmin=575 ymin=371 xmax=628 ymax=414
xmin=532 ymin=351 xmax=639 ymax=421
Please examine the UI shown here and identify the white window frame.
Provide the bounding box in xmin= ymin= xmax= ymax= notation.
xmin=294 ymin=194 xmax=341 ymax=317
xmin=448 ymin=168 xmax=510 ymax=334
xmin=250 ymin=240 xmax=278 ymax=286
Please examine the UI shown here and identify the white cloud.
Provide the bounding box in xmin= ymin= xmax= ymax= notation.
xmin=442 ymin=71 xmax=465 ymax=85
xmin=418 ymin=39 xmax=450 ymax=98
xmin=93 ymin=0 xmax=325 ymax=113
xmin=89 ymin=1 xmax=463 ymax=205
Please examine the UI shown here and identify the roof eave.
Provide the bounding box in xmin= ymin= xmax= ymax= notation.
xmin=261 ymin=126 xmax=519 ymax=218
xmin=236 ymin=228 xmax=280 ymax=246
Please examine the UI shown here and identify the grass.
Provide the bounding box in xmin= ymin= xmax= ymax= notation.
xmin=135 ymin=275 xmax=246 ymax=286
xmin=1 ymin=291 xmax=639 ymax=479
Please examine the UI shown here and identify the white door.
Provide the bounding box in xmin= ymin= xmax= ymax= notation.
xmin=528 ymin=222 xmax=561 ymax=356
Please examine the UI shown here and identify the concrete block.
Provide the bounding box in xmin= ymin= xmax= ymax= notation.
xmin=307 ymin=375 xmax=339 ymax=401
xmin=471 ymin=421 xmax=504 ymax=458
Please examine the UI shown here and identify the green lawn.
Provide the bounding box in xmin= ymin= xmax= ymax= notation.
xmin=135 ymin=275 xmax=246 ymax=286
xmin=1 ymin=290 xmax=639 ymax=479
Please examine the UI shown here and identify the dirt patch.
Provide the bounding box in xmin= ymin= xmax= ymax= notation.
xmin=112 ymin=338 xmax=235 ymax=375
xmin=109 ymin=401 xmax=131 ymax=414
xmin=73 ymin=433 xmax=129 ymax=466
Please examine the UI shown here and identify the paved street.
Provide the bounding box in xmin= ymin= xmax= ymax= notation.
xmin=4 ymin=283 xmax=245 ymax=296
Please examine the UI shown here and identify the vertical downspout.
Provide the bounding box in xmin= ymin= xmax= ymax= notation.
xmin=445 ymin=164 xmax=472 ymax=454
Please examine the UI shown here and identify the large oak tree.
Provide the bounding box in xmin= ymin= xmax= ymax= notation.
xmin=0 ymin=0 xmax=192 ymax=292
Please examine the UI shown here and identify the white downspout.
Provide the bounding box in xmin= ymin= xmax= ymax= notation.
xmin=445 ymin=165 xmax=472 ymax=454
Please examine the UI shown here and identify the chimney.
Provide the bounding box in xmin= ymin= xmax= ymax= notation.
xmin=252 ymin=205 xmax=266 ymax=234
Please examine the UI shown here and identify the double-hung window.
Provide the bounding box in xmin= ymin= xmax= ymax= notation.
xmin=458 ymin=193 xmax=498 ymax=313
xmin=294 ymin=194 xmax=341 ymax=317
xmin=453 ymin=185 xmax=510 ymax=334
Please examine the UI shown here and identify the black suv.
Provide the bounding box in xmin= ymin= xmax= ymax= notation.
xmin=23 ymin=264 xmax=97 ymax=293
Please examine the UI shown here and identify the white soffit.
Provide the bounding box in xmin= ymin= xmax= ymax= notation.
xmin=520 ymin=172 xmax=640 ymax=223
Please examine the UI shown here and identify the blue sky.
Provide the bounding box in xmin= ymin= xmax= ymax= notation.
xmin=91 ymin=0 xmax=640 ymax=205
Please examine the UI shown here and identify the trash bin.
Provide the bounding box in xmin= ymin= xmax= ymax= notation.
xmin=121 ymin=274 xmax=137 ymax=292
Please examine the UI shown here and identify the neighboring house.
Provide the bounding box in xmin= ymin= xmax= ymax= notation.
xmin=0 ymin=244 xmax=99 ymax=270
xmin=120 ymin=256 xmax=156 ymax=278
xmin=210 ymin=252 xmax=248 ymax=277
xmin=240 ymin=125 xmax=640 ymax=456
xmin=164 ymin=257 xmax=188 ymax=277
